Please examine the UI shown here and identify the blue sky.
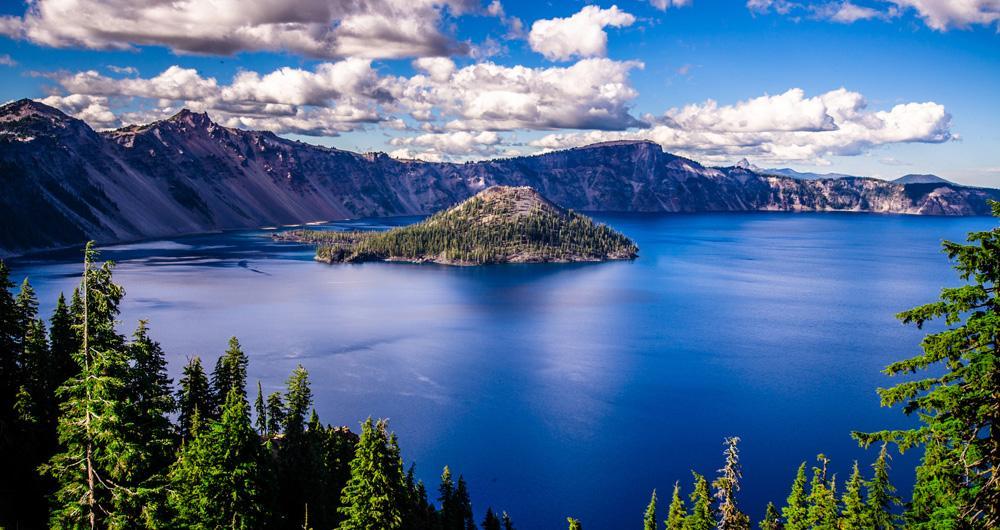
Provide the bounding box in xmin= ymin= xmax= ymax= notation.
xmin=0 ymin=0 xmax=998 ymax=186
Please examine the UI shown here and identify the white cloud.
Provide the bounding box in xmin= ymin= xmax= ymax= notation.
xmin=396 ymin=57 xmax=645 ymax=131
xmin=747 ymin=0 xmax=1000 ymax=29
xmin=0 ymin=54 xmax=15 ymax=66
xmin=0 ymin=0 xmax=476 ymax=59
xmin=649 ymin=0 xmax=693 ymax=10
xmin=389 ymin=130 xmax=503 ymax=160
xmin=531 ymin=88 xmax=953 ymax=165
xmin=44 ymin=56 xmax=645 ymax=136
xmin=39 ymin=94 xmax=119 ymax=128
xmin=528 ymin=5 xmax=636 ymax=61
xmin=888 ymin=0 xmax=1000 ymax=30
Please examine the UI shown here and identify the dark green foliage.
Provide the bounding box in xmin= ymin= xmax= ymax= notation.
xmin=168 ymin=387 xmax=267 ymax=529
xmin=643 ymin=489 xmax=657 ymax=530
xmin=266 ymin=390 xmax=285 ymax=436
xmin=781 ymin=463 xmax=808 ymax=530
xmin=685 ymin=472 xmax=714 ymax=530
xmin=254 ymin=380 xmax=266 ymax=436
xmin=49 ymin=292 xmax=81 ymax=387
xmin=483 ymin=507 xmax=501 ymax=530
xmin=177 ymin=356 xmax=211 ymax=439
xmin=666 ymin=481 xmax=687 ymax=530
xmin=276 ymin=365 xmax=321 ymax=528
xmin=840 ymin=462 xmax=866 ymax=529
xmin=853 ymin=201 xmax=1000 ymax=527
xmin=502 ymin=511 xmax=514 ymax=530
xmin=338 ymin=417 xmax=407 ymax=530
xmin=285 ymin=187 xmax=638 ymax=265
xmin=759 ymin=502 xmax=781 ymax=530
xmin=804 ymin=456 xmax=837 ymax=530
xmin=211 ymin=336 xmax=249 ymax=412
xmin=865 ymin=445 xmax=898 ymax=530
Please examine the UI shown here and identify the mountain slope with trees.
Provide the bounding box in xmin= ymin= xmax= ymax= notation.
xmin=277 ymin=186 xmax=639 ymax=265
xmin=2 ymin=99 xmax=998 ymax=257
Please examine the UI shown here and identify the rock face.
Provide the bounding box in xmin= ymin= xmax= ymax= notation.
xmin=277 ymin=185 xmax=639 ymax=265
xmin=2 ymin=99 xmax=998 ymax=257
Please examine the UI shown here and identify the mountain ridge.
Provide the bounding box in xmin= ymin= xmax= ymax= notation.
xmin=2 ymin=99 xmax=998 ymax=257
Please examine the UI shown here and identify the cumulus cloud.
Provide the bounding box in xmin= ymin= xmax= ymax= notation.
xmin=396 ymin=57 xmax=645 ymax=131
xmin=0 ymin=0 xmax=475 ymax=59
xmin=649 ymin=0 xmax=693 ymax=10
xmin=747 ymin=0 xmax=1000 ymax=29
xmin=389 ymin=130 xmax=504 ymax=160
xmin=528 ymin=5 xmax=636 ymax=61
xmin=39 ymin=94 xmax=119 ymax=128
xmin=531 ymin=88 xmax=953 ymax=165
xmin=42 ymin=56 xmax=645 ymax=136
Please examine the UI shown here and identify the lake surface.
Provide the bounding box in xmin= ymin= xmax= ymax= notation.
xmin=9 ymin=212 xmax=994 ymax=529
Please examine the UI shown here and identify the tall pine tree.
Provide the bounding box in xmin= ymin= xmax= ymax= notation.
xmin=685 ymin=472 xmax=714 ymax=530
xmin=211 ymin=336 xmax=249 ymax=413
xmin=176 ymin=356 xmax=211 ymax=439
xmin=714 ymin=437 xmax=749 ymax=530
xmin=781 ymin=463 xmax=808 ymax=530
xmin=666 ymin=481 xmax=687 ymax=530
xmin=338 ymin=417 xmax=407 ymax=530
xmin=865 ymin=444 xmax=898 ymax=530
xmin=643 ymin=489 xmax=657 ymax=530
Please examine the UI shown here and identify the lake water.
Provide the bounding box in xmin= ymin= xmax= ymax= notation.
xmin=8 ymin=212 xmax=994 ymax=529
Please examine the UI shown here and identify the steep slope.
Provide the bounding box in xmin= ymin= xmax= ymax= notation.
xmin=277 ymin=186 xmax=639 ymax=265
xmin=2 ymin=99 xmax=998 ymax=257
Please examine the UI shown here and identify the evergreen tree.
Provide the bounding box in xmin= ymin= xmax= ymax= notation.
xmin=439 ymin=466 xmax=460 ymax=530
xmin=684 ymin=472 xmax=714 ymax=530
xmin=840 ymin=461 xmax=866 ymax=529
xmin=120 ymin=320 xmax=175 ymax=526
xmin=277 ymin=365 xmax=321 ymax=528
xmin=211 ymin=336 xmax=249 ymax=412
xmin=781 ymin=463 xmax=808 ymax=530
xmin=865 ymin=444 xmax=898 ymax=530
xmin=42 ymin=243 xmax=136 ymax=529
xmin=254 ymin=380 xmax=267 ymax=436
xmin=483 ymin=507 xmax=501 ymax=530
xmin=266 ymin=390 xmax=285 ymax=435
xmin=759 ymin=502 xmax=781 ymax=530
xmin=666 ymin=481 xmax=687 ymax=530
xmin=804 ymin=456 xmax=837 ymax=530
xmin=567 ymin=517 xmax=582 ymax=530
xmin=284 ymin=364 xmax=313 ymax=436
xmin=455 ymin=475 xmax=476 ymax=530
xmin=714 ymin=437 xmax=750 ymax=530
xmin=49 ymin=292 xmax=81 ymax=388
xmin=501 ymin=511 xmax=515 ymax=530
xmin=176 ymin=356 xmax=211 ymax=439
xmin=338 ymin=417 xmax=407 ymax=530
xmin=0 ymin=260 xmax=18 ymax=415
xmin=168 ymin=387 xmax=267 ymax=529
xmin=904 ymin=437 xmax=962 ymax=529
xmin=854 ymin=201 xmax=1000 ymax=527
xmin=643 ymin=489 xmax=657 ymax=530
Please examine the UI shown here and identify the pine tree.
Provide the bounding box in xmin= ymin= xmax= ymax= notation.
xmin=168 ymin=387 xmax=267 ymax=529
xmin=781 ymin=463 xmax=808 ymax=530
xmin=0 ymin=260 xmax=21 ymax=529
xmin=865 ymin=444 xmax=898 ymax=530
xmin=176 ymin=356 xmax=211 ymax=439
xmin=439 ymin=465 xmax=460 ymax=530
xmin=266 ymin=390 xmax=285 ymax=435
xmin=685 ymin=472 xmax=714 ymax=530
xmin=759 ymin=502 xmax=781 ymax=530
xmin=277 ymin=365 xmax=320 ymax=528
xmin=804 ymin=456 xmax=837 ymax=530
xmin=211 ymin=336 xmax=249 ymax=412
xmin=483 ymin=507 xmax=501 ymax=530
xmin=49 ymin=292 xmax=80 ymax=388
xmin=854 ymin=201 xmax=1000 ymax=527
xmin=666 ymin=481 xmax=687 ymax=530
xmin=840 ymin=461 xmax=866 ymax=529
xmin=567 ymin=517 xmax=582 ymax=530
xmin=455 ymin=475 xmax=476 ymax=530
xmin=714 ymin=437 xmax=750 ymax=530
xmin=904 ymin=437 xmax=962 ymax=529
xmin=120 ymin=320 xmax=175 ymax=525
xmin=338 ymin=417 xmax=407 ymax=530
xmin=42 ymin=243 xmax=135 ymax=529
xmin=254 ymin=380 xmax=267 ymax=436
xmin=502 ymin=511 xmax=515 ymax=530
xmin=643 ymin=489 xmax=657 ymax=530
xmin=284 ymin=364 xmax=313 ymax=436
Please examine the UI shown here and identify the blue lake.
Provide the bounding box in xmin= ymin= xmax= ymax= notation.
xmin=8 ymin=212 xmax=995 ymax=529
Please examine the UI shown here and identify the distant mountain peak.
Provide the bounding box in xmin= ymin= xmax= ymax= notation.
xmin=735 ymin=158 xmax=752 ymax=169
xmin=166 ymin=108 xmax=214 ymax=128
xmin=0 ymin=98 xmax=70 ymax=122
xmin=894 ymin=174 xmax=953 ymax=185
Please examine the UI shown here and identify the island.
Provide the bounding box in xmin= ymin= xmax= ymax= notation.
xmin=274 ymin=186 xmax=639 ymax=265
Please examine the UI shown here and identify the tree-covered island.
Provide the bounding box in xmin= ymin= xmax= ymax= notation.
xmin=275 ymin=186 xmax=639 ymax=265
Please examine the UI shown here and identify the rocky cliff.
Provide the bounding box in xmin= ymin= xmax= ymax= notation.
xmin=2 ymin=99 xmax=997 ymax=257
